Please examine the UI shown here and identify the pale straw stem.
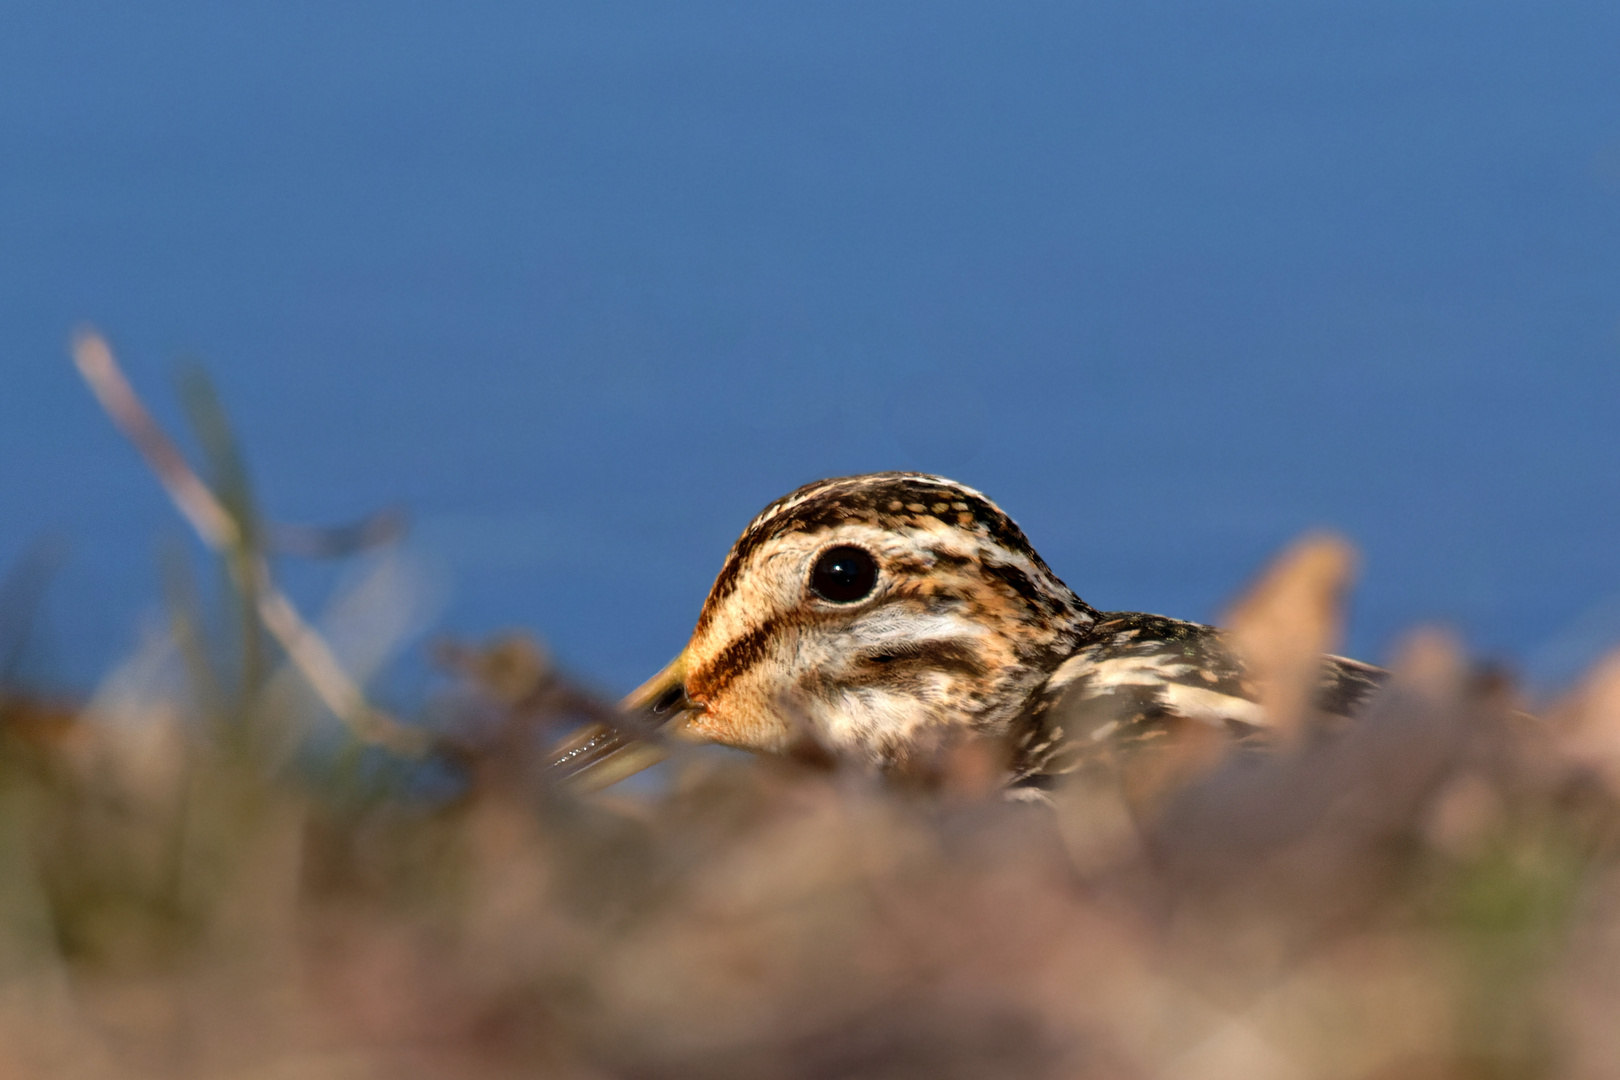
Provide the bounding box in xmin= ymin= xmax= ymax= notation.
xmin=71 ymin=329 xmax=427 ymax=756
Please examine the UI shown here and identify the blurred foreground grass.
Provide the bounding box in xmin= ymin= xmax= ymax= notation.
xmin=4 ymin=339 xmax=1620 ymax=1078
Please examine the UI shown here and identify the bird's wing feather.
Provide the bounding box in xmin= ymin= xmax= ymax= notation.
xmin=1009 ymin=612 xmax=1385 ymax=786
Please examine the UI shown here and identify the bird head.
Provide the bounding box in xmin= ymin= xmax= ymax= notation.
xmin=551 ymin=473 xmax=1097 ymax=786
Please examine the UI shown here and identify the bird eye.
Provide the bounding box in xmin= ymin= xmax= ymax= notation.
xmin=808 ymin=545 xmax=878 ymax=603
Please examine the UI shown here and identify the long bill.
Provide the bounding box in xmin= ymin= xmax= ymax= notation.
xmin=545 ymin=652 xmax=694 ymax=792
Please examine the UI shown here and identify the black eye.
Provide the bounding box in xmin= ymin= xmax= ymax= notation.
xmin=809 ymin=545 xmax=879 ymax=603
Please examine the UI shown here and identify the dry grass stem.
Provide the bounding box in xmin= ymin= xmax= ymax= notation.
xmin=69 ymin=329 xmax=426 ymax=757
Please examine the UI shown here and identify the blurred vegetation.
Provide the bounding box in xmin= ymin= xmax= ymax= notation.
xmin=4 ymin=346 xmax=1620 ymax=1078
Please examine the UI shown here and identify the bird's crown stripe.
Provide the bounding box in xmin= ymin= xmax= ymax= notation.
xmin=695 ymin=473 xmax=1058 ymax=633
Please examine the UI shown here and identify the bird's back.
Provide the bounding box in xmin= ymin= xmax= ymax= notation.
xmin=1009 ymin=612 xmax=1386 ymax=787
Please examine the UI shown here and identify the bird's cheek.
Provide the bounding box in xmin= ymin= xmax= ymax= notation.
xmin=681 ymin=691 xmax=792 ymax=752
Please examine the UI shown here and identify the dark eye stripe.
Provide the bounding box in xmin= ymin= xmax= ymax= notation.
xmin=691 ymin=614 xmax=783 ymax=699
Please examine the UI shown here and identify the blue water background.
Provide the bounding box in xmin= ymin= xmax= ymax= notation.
xmin=4 ymin=1 xmax=1620 ymax=697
